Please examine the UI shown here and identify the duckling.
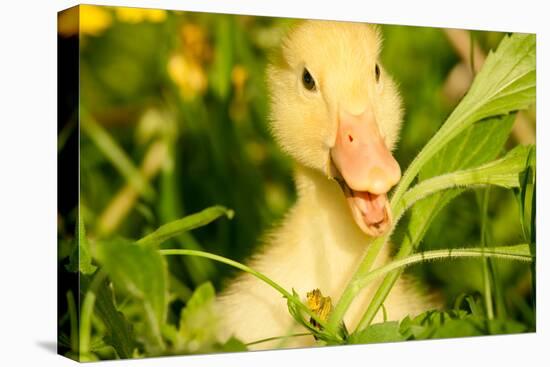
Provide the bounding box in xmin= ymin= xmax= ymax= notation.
xmin=217 ymin=20 xmax=434 ymax=349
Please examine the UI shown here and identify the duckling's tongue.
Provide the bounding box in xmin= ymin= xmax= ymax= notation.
xmin=350 ymin=191 xmax=387 ymax=223
xmin=345 ymin=187 xmax=390 ymax=236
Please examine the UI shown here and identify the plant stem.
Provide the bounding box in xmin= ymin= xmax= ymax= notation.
xmin=79 ymin=269 xmax=108 ymax=356
xmin=66 ymin=290 xmax=78 ymax=353
xmin=355 ymin=245 xmax=532 ymax=292
xmin=479 ymin=188 xmax=495 ymax=320
xmin=245 ymin=333 xmax=311 ymax=347
xmin=79 ymin=293 xmax=96 ymax=356
xmin=159 ymin=249 xmax=331 ymax=335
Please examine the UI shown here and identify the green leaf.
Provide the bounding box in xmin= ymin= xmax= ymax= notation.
xmin=137 ymin=206 xmax=234 ymax=247
xmin=177 ymin=282 xmax=218 ymax=352
xmin=85 ymin=277 xmax=136 ymax=359
xmin=216 ymin=337 xmax=248 ymax=352
xmin=463 ymin=33 xmax=536 ymax=123
xmin=398 ymin=115 xmax=518 ymax=251
xmin=397 ymin=144 xmax=534 ymax=217
xmin=399 ymin=308 xmax=528 ymax=340
xmin=347 ymin=322 xmax=405 ymax=344
xmin=392 ymin=33 xmax=535 ymax=204
xmin=96 ymin=238 xmax=168 ymax=349
xmin=66 ymin=214 xmax=97 ymax=275
xmin=398 ymin=115 xmax=518 ymax=253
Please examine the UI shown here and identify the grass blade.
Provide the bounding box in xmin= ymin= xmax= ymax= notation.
xmin=81 ymin=111 xmax=154 ymax=200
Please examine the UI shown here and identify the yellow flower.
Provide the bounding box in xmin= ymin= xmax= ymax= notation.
xmin=168 ymin=54 xmax=207 ymax=101
xmin=231 ymin=65 xmax=248 ymax=92
xmin=306 ymin=289 xmax=333 ymax=329
xmin=80 ymin=5 xmax=112 ymax=36
xmin=181 ymin=24 xmax=211 ymax=62
xmin=115 ymin=7 xmax=167 ymax=23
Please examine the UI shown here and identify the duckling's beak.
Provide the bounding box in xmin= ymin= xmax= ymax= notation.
xmin=330 ymin=108 xmax=401 ymax=236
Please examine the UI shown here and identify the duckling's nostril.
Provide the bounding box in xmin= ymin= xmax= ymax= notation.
xmin=348 ymin=135 xmax=354 ymax=143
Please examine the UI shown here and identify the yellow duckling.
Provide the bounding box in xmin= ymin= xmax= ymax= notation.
xmin=217 ymin=19 xmax=434 ymax=349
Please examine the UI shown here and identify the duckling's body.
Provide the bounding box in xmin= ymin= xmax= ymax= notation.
xmin=217 ymin=20 xmax=435 ymax=349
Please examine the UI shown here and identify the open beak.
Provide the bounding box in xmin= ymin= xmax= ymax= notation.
xmin=330 ymin=108 xmax=401 ymax=236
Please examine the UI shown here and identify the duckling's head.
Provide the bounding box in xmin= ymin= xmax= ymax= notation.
xmin=268 ymin=20 xmax=403 ymax=236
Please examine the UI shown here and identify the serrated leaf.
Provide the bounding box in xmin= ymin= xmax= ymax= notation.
xmin=347 ymin=321 xmax=405 ymax=344
xmin=404 ymin=113 xmax=517 ymax=253
xmin=86 ymin=277 xmax=136 ymax=359
xmin=66 ymin=214 xmax=97 ymax=275
xmin=398 ymin=308 xmax=528 ymax=341
xmin=465 ymin=33 xmax=536 ymax=122
xmin=398 ymin=144 xmax=533 ymax=215
xmin=137 ymin=206 xmax=234 ymax=247
xmin=95 ymin=238 xmax=167 ymax=348
xmin=393 ymin=33 xmax=535 ymax=198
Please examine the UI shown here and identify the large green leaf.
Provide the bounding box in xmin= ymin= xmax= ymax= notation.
xmin=393 ymin=33 xmax=535 ymax=201
xmin=463 ymin=33 xmax=536 ymax=122
xmin=95 ymin=239 xmax=168 ymax=348
xmin=401 ymin=115 xmax=518 ymax=251
xmin=402 ymin=113 xmax=517 ymax=248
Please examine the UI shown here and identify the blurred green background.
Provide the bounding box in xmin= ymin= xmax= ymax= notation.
xmin=58 ymin=5 xmax=535 ymax=326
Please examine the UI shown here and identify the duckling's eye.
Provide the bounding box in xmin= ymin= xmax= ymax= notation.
xmin=375 ymin=63 xmax=381 ymax=83
xmin=302 ymin=68 xmax=316 ymax=91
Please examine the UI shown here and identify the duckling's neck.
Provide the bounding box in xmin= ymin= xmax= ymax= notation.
xmin=292 ymin=163 xmax=370 ymax=253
